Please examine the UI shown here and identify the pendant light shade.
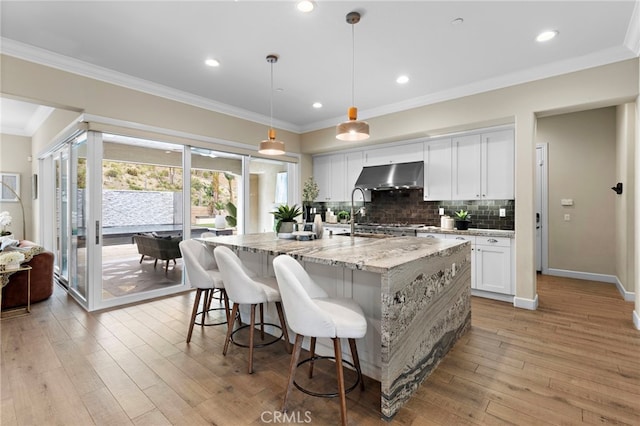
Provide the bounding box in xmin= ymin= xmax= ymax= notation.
xmin=259 ymin=54 xmax=285 ymax=156
xmin=336 ymin=11 xmax=369 ymax=141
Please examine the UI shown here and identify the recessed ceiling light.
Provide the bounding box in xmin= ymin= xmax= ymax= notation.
xmin=451 ymin=17 xmax=464 ymax=25
xmin=396 ymin=75 xmax=409 ymax=84
xmin=297 ymin=1 xmax=314 ymax=13
xmin=536 ymin=30 xmax=558 ymax=42
xmin=312 ymin=102 xmax=323 ymax=109
xmin=205 ymin=58 xmax=220 ymax=67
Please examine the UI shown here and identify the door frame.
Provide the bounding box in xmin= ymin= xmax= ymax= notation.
xmin=536 ymin=143 xmax=549 ymax=274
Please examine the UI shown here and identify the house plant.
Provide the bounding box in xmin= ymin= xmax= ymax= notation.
xmin=214 ymin=201 xmax=227 ymax=229
xmin=337 ymin=210 xmax=350 ymax=224
xmin=0 ymin=251 xmax=25 ymax=270
xmin=271 ymin=204 xmax=302 ymax=235
xmin=302 ymin=177 xmax=319 ymax=222
xmin=454 ymin=210 xmax=471 ymax=230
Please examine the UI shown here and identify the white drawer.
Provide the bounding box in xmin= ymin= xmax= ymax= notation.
xmin=416 ymin=232 xmax=447 ymax=239
xmin=475 ymin=236 xmax=511 ymax=247
xmin=447 ymin=234 xmax=476 ymax=243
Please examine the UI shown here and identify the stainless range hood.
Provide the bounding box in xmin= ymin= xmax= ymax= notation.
xmin=355 ymin=161 xmax=424 ymax=190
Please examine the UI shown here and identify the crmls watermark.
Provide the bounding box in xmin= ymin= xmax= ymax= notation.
xmin=260 ymin=410 xmax=312 ymax=423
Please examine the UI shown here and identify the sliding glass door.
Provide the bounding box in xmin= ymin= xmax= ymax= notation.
xmin=41 ymin=127 xmax=297 ymax=311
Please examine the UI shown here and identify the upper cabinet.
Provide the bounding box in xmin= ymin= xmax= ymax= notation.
xmin=481 ymin=129 xmax=514 ymax=200
xmin=452 ymin=129 xmax=514 ymax=200
xmin=313 ymin=154 xmax=345 ymax=201
xmin=313 ymin=152 xmax=370 ymax=203
xmin=363 ymin=142 xmax=424 ymax=166
xmin=344 ymin=151 xmax=370 ymax=202
xmin=423 ymin=138 xmax=452 ymax=201
xmin=313 ymin=127 xmax=514 ymax=203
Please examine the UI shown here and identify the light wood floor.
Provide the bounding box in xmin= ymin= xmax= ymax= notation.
xmin=1 ymin=275 xmax=638 ymax=425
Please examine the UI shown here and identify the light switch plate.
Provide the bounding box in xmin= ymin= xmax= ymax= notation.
xmin=499 ymin=208 xmax=506 ymax=217
xmin=561 ymin=199 xmax=574 ymax=206
xmin=439 ymin=208 xmax=444 ymax=215
xmin=564 ymin=214 xmax=571 ymax=221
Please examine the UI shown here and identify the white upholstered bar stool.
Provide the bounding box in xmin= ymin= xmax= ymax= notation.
xmin=213 ymin=245 xmax=291 ymax=374
xmin=179 ymin=239 xmax=230 ymax=343
xmin=273 ymin=254 xmax=367 ymax=426
xmin=199 ymin=232 xmax=222 ymax=304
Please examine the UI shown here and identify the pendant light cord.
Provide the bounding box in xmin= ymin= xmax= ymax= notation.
xmin=269 ymin=60 xmax=274 ymax=130
xmin=351 ymin=22 xmax=355 ymax=107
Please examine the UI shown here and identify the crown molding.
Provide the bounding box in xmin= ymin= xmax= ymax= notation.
xmin=624 ymin=0 xmax=640 ymax=56
xmin=1 ymin=38 xmax=302 ymax=134
xmin=302 ymin=46 xmax=638 ymax=133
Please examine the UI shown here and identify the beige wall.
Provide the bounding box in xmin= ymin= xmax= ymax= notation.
xmin=302 ymin=59 xmax=639 ymax=305
xmin=537 ymin=108 xmax=616 ymax=275
xmin=616 ymin=104 xmax=636 ymax=293
xmin=1 ymin=53 xmax=639 ymax=309
xmin=0 ymin=133 xmax=33 ymax=240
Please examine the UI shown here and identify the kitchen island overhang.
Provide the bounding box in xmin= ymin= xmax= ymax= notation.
xmin=200 ymin=233 xmax=471 ymax=419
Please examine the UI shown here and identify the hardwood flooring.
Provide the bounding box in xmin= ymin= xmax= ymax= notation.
xmin=1 ymin=274 xmax=638 ymax=425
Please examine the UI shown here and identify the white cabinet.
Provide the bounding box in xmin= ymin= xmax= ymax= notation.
xmin=452 ymin=134 xmax=482 ymax=199
xmin=482 ymin=129 xmax=514 ymax=199
xmin=452 ymin=129 xmax=514 ymax=200
xmin=344 ymin=151 xmax=370 ymax=202
xmin=475 ymin=236 xmax=512 ymax=294
xmin=423 ymin=138 xmax=452 ymax=201
xmin=416 ymin=232 xmax=513 ymax=296
xmin=313 ymin=154 xmax=345 ymax=202
xmin=364 ymin=142 xmax=424 ymax=166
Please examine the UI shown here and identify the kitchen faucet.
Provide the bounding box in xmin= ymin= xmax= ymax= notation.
xmin=350 ymin=187 xmax=367 ymax=237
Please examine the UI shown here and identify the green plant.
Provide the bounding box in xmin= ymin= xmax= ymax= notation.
xmin=271 ymin=204 xmax=302 ymax=232
xmin=454 ymin=210 xmax=470 ymax=221
xmin=225 ymin=201 xmax=237 ymax=227
xmin=337 ymin=210 xmax=350 ymax=221
xmin=302 ymin=176 xmax=319 ymax=203
xmin=213 ymin=201 xmax=226 ymax=214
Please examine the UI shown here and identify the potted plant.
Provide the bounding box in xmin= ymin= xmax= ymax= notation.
xmin=454 ymin=210 xmax=471 ymax=230
xmin=0 ymin=251 xmax=25 ymax=270
xmin=337 ymin=210 xmax=350 ymax=224
xmin=271 ymin=204 xmax=302 ymax=235
xmin=302 ymin=177 xmax=319 ymax=222
xmin=214 ymin=201 xmax=227 ymax=229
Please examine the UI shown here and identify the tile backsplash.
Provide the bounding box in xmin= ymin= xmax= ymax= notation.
xmin=311 ymin=189 xmax=515 ymax=230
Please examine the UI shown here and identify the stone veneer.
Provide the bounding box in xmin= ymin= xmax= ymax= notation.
xmin=312 ymin=188 xmax=515 ymax=230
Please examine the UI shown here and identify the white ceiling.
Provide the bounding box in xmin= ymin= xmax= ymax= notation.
xmin=1 ymin=1 xmax=639 ymax=137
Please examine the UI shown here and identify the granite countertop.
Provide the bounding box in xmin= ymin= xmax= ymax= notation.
xmin=200 ymin=232 xmax=467 ymax=274
xmin=324 ymin=223 xmax=515 ymax=238
xmin=415 ymin=226 xmax=515 ymax=238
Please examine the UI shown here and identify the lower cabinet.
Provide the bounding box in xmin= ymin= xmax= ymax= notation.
xmin=474 ymin=236 xmax=512 ymax=295
xmin=417 ymin=232 xmax=513 ymax=297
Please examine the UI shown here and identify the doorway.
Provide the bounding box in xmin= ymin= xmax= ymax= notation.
xmin=535 ymin=144 xmax=548 ymax=273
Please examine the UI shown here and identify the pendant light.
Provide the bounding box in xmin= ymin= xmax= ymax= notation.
xmin=336 ymin=11 xmax=369 ymax=141
xmin=259 ymin=54 xmax=285 ymax=155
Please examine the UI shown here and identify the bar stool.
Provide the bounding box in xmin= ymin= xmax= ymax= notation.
xmin=213 ymin=245 xmax=291 ymax=374
xmin=179 ymin=240 xmax=230 ymax=343
xmin=273 ymin=254 xmax=367 ymax=426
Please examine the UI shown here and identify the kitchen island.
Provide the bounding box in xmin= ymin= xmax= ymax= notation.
xmin=200 ymin=232 xmax=471 ymax=419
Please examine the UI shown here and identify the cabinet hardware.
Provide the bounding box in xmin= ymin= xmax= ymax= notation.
xmin=487 ymin=238 xmax=498 ymax=243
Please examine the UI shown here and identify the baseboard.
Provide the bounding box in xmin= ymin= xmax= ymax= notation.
xmin=634 ymin=310 xmax=640 ymax=331
xmin=547 ymin=268 xmax=617 ymax=283
xmin=615 ymin=276 xmax=636 ymax=302
xmin=513 ymin=294 xmax=538 ymax=310
xmin=547 ymin=268 xmax=635 ymax=301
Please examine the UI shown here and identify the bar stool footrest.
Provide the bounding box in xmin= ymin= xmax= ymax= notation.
xmin=294 ymin=355 xmax=361 ymax=398
xmin=230 ymin=323 xmax=284 ymax=348
xmin=194 ymin=306 xmax=231 ymax=326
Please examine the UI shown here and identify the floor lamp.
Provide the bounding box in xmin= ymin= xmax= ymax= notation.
xmin=0 ymin=180 xmax=26 ymax=240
